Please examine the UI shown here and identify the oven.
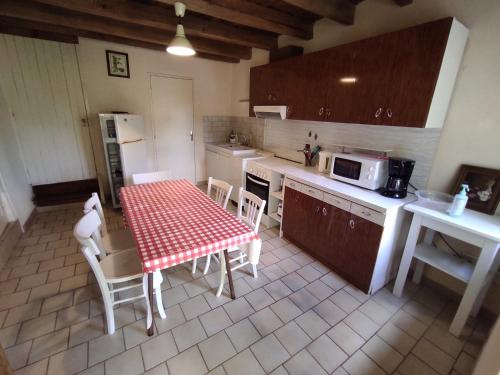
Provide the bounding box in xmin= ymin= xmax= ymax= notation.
xmin=245 ymin=172 xmax=270 ymax=215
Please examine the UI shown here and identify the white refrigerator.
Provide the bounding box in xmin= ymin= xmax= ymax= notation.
xmin=99 ymin=114 xmax=147 ymax=207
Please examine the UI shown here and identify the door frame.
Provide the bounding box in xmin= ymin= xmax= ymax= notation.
xmin=148 ymin=72 xmax=197 ymax=180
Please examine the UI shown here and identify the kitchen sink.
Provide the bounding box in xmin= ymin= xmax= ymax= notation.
xmin=206 ymin=143 xmax=258 ymax=156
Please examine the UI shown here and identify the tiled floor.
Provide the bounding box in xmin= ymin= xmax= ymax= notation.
xmin=0 ymin=205 xmax=493 ymax=375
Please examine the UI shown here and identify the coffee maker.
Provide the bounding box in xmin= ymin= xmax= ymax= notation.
xmin=381 ymin=158 xmax=415 ymax=199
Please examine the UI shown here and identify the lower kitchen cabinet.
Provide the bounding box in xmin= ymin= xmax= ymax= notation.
xmin=282 ymin=184 xmax=384 ymax=294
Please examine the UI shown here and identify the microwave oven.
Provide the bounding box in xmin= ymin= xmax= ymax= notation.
xmin=330 ymin=153 xmax=388 ymax=190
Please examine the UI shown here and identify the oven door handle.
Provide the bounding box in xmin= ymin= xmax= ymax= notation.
xmin=247 ymin=175 xmax=269 ymax=187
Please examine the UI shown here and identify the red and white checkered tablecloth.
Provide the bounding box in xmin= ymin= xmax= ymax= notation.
xmin=120 ymin=179 xmax=259 ymax=273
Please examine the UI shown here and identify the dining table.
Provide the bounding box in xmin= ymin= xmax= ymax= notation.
xmin=120 ymin=179 xmax=262 ymax=336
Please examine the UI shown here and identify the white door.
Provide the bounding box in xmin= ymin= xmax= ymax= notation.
xmin=150 ymin=75 xmax=195 ymax=182
xmin=0 ymin=35 xmax=95 ymax=185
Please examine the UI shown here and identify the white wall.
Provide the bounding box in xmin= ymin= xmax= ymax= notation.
xmin=76 ymin=38 xmax=234 ymax=187
xmin=0 ymin=87 xmax=33 ymax=226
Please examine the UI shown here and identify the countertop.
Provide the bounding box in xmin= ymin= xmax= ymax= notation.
xmin=250 ymin=156 xmax=416 ymax=213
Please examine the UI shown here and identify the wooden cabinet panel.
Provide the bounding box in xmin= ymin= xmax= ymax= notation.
xmin=316 ymin=202 xmax=350 ymax=267
xmin=282 ymin=187 xmax=303 ymax=246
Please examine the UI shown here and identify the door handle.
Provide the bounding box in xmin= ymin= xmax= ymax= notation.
xmin=386 ymin=108 xmax=393 ymax=118
xmin=247 ymin=175 xmax=269 ymax=187
xmin=190 ymin=130 xmax=193 ymax=141
xmin=318 ymin=107 xmax=324 ymax=116
xmin=349 ymin=219 xmax=355 ymax=229
xmin=315 ymin=206 xmax=320 ymax=214
xmin=375 ymin=107 xmax=383 ymax=118
xmin=322 ymin=207 xmax=327 ymax=216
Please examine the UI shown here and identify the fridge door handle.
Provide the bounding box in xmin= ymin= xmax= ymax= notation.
xmin=190 ymin=130 xmax=193 ymax=141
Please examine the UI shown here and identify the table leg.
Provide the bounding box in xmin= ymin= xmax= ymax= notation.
xmin=471 ymin=247 xmax=500 ymax=317
xmin=413 ymin=228 xmax=435 ymax=284
xmin=223 ymin=249 xmax=236 ymax=300
xmin=147 ymin=273 xmax=154 ymax=336
xmin=393 ymin=214 xmax=422 ymax=297
xmin=450 ymin=241 xmax=499 ymax=337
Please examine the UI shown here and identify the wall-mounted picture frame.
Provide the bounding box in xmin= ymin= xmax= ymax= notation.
xmin=106 ymin=50 xmax=130 ymax=78
xmin=451 ymin=165 xmax=500 ymax=215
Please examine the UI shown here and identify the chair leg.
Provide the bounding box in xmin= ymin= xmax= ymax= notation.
xmin=153 ymin=271 xmax=166 ymax=319
xmin=192 ymin=258 xmax=198 ymax=274
xmin=252 ymin=264 xmax=258 ymax=279
xmin=203 ymin=254 xmax=212 ymax=275
xmin=104 ymin=292 xmax=115 ymax=335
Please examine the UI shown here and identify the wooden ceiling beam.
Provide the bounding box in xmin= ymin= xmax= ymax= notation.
xmin=278 ymin=0 xmax=355 ymax=25
xmin=0 ymin=20 xmax=78 ymax=44
xmin=155 ymin=0 xmax=313 ymax=39
xmin=0 ymin=0 xmax=251 ymax=59
xmin=30 ymin=0 xmax=276 ymax=49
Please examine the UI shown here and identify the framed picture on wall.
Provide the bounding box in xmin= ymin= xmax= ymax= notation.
xmin=106 ymin=50 xmax=130 ymax=78
xmin=451 ymin=165 xmax=500 ymax=215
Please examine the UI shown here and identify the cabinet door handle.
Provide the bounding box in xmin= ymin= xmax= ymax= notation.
xmin=326 ymin=108 xmax=332 ymax=119
xmin=268 ymin=94 xmax=273 ymax=101
xmin=315 ymin=206 xmax=320 ymax=214
xmin=375 ymin=107 xmax=383 ymax=118
xmin=318 ymin=107 xmax=324 ymax=116
xmin=349 ymin=219 xmax=355 ymax=229
xmin=322 ymin=207 xmax=327 ymax=216
xmin=386 ymin=108 xmax=393 ymax=118
xmin=295 ymin=195 xmax=299 ymax=202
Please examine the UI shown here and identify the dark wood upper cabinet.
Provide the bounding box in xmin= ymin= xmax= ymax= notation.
xmin=249 ymin=17 xmax=468 ymax=128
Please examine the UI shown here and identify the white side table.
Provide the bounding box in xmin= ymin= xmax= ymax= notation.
xmin=393 ymin=201 xmax=500 ymax=337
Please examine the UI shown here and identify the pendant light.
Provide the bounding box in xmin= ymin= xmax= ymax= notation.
xmin=167 ymin=2 xmax=196 ymax=56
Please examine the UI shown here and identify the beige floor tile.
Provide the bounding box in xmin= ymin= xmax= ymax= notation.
xmin=105 ymin=346 xmax=144 ymax=375
xmin=17 ymin=313 xmax=57 ymax=343
xmin=296 ymin=264 xmax=323 ymax=283
xmin=4 ymin=301 xmax=42 ymax=327
xmin=60 ymin=274 xmax=88 ymax=292
xmin=344 ymin=310 xmax=380 ymax=340
xmin=29 ymin=328 xmax=69 ymax=363
xmin=5 ymin=340 xmax=32 ymax=369
xmin=75 ymin=262 xmax=90 ymax=275
xmin=154 ymin=304 xmax=186 ymax=333
xmin=47 ymin=265 xmax=75 ymax=283
xmin=38 ymin=257 xmax=65 ymax=273
xmin=123 ymin=318 xmax=157 ymax=349
xmin=179 ymin=294 xmax=211 ymax=320
xmin=250 ymin=334 xmax=290 ymax=373
xmin=403 ymin=300 xmax=438 ymax=326
xmin=41 ymin=291 xmax=74 ymax=314
xmin=264 ymin=280 xmax=293 ymax=300
xmin=358 ymin=299 xmax=393 ymax=325
xmin=226 ymin=318 xmax=261 ymax=352
xmin=16 ymin=273 xmax=48 ymax=291
xmin=29 ymin=250 xmax=54 ymax=264
xmin=22 ymin=244 xmax=47 ymax=256
xmin=0 ymin=289 xmax=30 ymax=310
xmin=249 ymin=307 xmax=283 ymax=336
xmin=39 ymin=233 xmax=61 ymax=244
xmin=320 ymin=272 xmax=348 ymax=291
xmin=342 ymin=350 xmax=385 ymax=375
xmin=223 ymin=348 xmax=265 ymax=375
xmin=7 ymin=255 xmax=30 ymax=268
xmin=330 ymin=289 xmax=361 ymax=313
xmin=65 ymin=253 xmax=86 ymax=266
xmin=199 ymin=331 xmax=237 ymax=370
xmin=391 ymin=310 xmax=427 ymax=339
xmin=269 ymin=297 xmax=302 ymax=324
xmin=14 ymin=358 xmax=49 ymax=375
xmin=344 ymin=285 xmax=370 ymax=303
xmin=54 ymin=245 xmax=77 ymax=258
xmin=362 ymin=335 xmax=404 ymax=373
xmin=172 ymin=318 xmax=206 ymax=352
xmin=327 ymin=321 xmax=365 ymax=355
xmin=29 ymin=281 xmax=61 ymax=302
xmin=377 ymin=322 xmax=417 ymax=356
xmin=412 ymin=338 xmax=455 ymax=375
xmin=199 ymin=306 xmax=233 ymax=336
xmin=245 ymin=288 xmax=275 ymax=311
xmin=47 ymin=239 xmax=70 ymax=250
xmin=224 ymin=297 xmax=255 ymax=323
xmin=295 ymin=309 xmax=329 ymax=340
xmin=304 ymin=279 xmax=334 ymax=301
xmin=398 ymin=354 xmax=439 ymax=375
xmin=424 ymin=323 xmax=465 ymax=358
xmin=308 ymin=334 xmax=347 ymax=373
xmin=0 ymin=278 xmax=19 ymax=295
xmin=284 ymin=349 xmax=327 ymax=375
xmin=56 ymin=301 xmax=90 ymax=330
xmin=453 ymin=352 xmax=475 ymax=375
xmin=372 ymin=288 xmax=408 ymax=314
xmin=88 ymin=328 xmax=125 ymax=366
xmin=288 ymin=288 xmax=319 ymax=312
xmin=141 ymin=330 xmax=178 ymax=370
xmin=167 ymin=346 xmax=207 ymax=375
xmin=47 ymin=342 xmax=87 ymax=375
xmin=69 ymin=315 xmax=105 ymax=347
xmin=280 ymin=272 xmax=308 ymax=292
xmin=313 ymin=299 xmax=347 ymax=326
xmin=274 ymin=321 xmax=311 ymax=355
xmin=0 ymin=323 xmax=20 ymax=348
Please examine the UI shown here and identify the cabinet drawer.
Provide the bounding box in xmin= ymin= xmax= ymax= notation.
xmin=323 ymin=193 xmax=351 ymax=211
xmin=284 ymin=178 xmax=302 ymax=191
xmin=350 ymin=203 xmax=385 ymax=226
xmin=301 ymin=185 xmax=324 ymax=200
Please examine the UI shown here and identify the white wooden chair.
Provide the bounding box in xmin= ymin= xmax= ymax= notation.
xmin=84 ymin=193 xmax=135 ymax=255
xmin=192 ymin=177 xmax=233 ymax=275
xmin=217 ymin=187 xmax=265 ymax=296
xmin=74 ymin=210 xmax=166 ymax=335
xmin=132 ymin=170 xmax=171 ymax=185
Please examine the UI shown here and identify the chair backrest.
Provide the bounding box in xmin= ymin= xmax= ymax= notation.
xmin=73 ymin=210 xmax=110 ymax=297
xmin=237 ymin=187 xmax=266 ymax=233
xmin=132 ymin=170 xmax=171 ymax=185
xmin=207 ymin=177 xmax=233 ymax=210
xmin=83 ymin=192 xmax=108 ymax=234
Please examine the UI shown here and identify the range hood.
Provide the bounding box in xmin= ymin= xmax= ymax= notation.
xmin=253 ymin=105 xmax=287 ymax=120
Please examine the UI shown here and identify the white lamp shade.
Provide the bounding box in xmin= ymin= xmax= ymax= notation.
xmin=167 ymin=24 xmax=195 ymax=56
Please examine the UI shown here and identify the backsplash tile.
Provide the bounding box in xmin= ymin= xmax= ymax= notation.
xmin=203 ymin=116 xmax=441 ymax=189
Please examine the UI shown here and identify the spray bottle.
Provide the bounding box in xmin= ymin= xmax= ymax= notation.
xmin=448 ymin=184 xmax=469 ymax=217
